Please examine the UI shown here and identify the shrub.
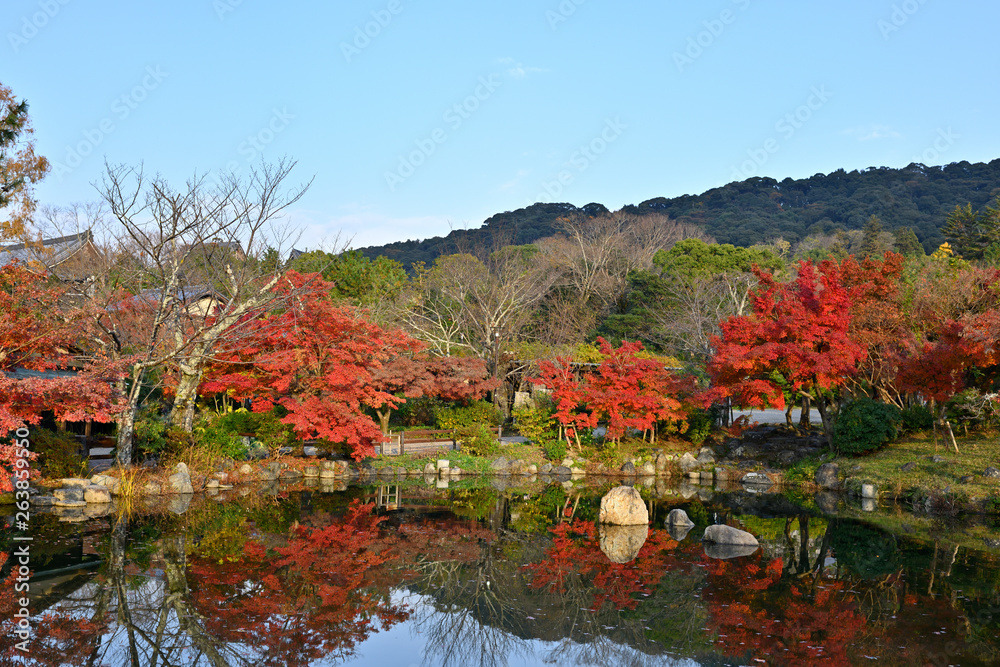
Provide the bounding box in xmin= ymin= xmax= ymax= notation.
xmin=193 ymin=408 xmax=298 ymax=460
xmin=682 ymin=408 xmax=714 ymax=446
xmin=31 ymin=429 xmax=85 ymax=479
xmin=538 ymin=435 xmax=567 ymax=462
xmin=455 ymin=424 xmax=499 ymax=457
xmin=395 ymin=396 xmax=441 ymax=427
xmin=513 ymin=405 xmax=554 ymax=442
xmin=832 ymin=398 xmax=901 ymax=455
xmin=134 ymin=407 xmax=169 ymax=458
xmin=436 ymin=400 xmax=502 ymax=430
xmin=900 ymin=403 xmax=934 ymax=433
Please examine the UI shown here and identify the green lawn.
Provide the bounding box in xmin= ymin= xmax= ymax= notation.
xmin=835 ymin=430 xmax=1000 ymax=507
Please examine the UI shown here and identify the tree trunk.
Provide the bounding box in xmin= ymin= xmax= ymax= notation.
xmin=814 ymin=395 xmax=833 ymax=448
xmin=376 ymin=409 xmax=391 ymax=434
xmin=116 ymin=370 xmax=145 ymax=467
xmin=170 ymin=367 xmax=203 ymax=432
xmin=798 ymin=394 xmax=811 ymax=428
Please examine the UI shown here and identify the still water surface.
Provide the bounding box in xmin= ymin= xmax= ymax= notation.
xmin=4 ymin=479 xmax=1000 ymax=666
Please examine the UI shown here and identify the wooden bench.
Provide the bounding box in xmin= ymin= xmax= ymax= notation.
xmin=376 ymin=430 xmax=458 ymax=456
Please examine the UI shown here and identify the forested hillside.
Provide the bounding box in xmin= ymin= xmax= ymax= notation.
xmin=357 ymin=160 xmax=1000 ymax=267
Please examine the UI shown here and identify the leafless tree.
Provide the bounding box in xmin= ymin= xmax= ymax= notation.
xmin=98 ymin=159 xmax=311 ymax=464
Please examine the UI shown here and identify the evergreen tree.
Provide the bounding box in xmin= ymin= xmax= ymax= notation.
xmin=891 ymin=226 xmax=924 ymax=256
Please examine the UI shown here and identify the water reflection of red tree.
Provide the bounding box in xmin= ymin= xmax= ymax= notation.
xmin=0 ymin=552 xmax=108 ymax=666
xmin=188 ymin=501 xmax=409 ymax=667
xmin=523 ymin=520 xmax=681 ymax=611
xmin=702 ymin=552 xmax=866 ymax=666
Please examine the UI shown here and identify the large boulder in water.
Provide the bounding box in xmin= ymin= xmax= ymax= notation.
xmin=703 ymin=524 xmax=759 ymax=559
xmin=599 ymin=524 xmax=649 ymax=563
xmin=599 ymin=485 xmax=649 ymax=526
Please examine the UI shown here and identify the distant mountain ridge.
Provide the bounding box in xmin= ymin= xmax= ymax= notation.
xmin=356 ymin=159 xmax=1000 ymax=268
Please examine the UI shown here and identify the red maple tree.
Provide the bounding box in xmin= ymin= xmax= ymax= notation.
xmin=370 ymin=353 xmax=496 ymax=433
xmin=201 ymin=272 xmax=417 ymax=459
xmin=708 ymin=260 xmax=866 ymax=443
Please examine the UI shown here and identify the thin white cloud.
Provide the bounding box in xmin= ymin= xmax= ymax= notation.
xmin=841 ymin=124 xmax=903 ymax=142
xmin=495 ymin=56 xmax=548 ymax=78
xmin=498 ymin=169 xmax=530 ymax=192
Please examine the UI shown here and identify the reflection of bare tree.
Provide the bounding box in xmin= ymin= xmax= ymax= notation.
xmin=406 ymin=532 xmax=708 ymax=667
xmin=57 ymin=522 xmax=241 ymax=667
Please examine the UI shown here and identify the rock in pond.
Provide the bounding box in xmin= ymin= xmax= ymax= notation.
xmin=599 ymin=486 xmax=649 ymax=526
xmin=702 ymin=524 xmax=759 ymax=547
xmin=666 ymin=508 xmax=695 ymax=527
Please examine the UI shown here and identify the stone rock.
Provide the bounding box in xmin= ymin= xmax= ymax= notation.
xmin=861 ymin=483 xmax=878 ymax=499
xmin=599 ymin=523 xmax=649 ymax=563
xmin=561 ymin=458 xmax=573 ymax=468
xmin=508 ymin=459 xmax=526 ymax=475
xmin=678 ymin=453 xmax=699 ymax=473
xmin=303 ymin=446 xmax=322 ymax=457
xmin=319 ymin=469 xmax=337 ymax=479
xmin=654 ymin=453 xmax=669 ymax=472
xmin=91 ymin=474 xmax=121 ymax=494
xmin=32 ymin=495 xmax=56 ymax=506
xmin=527 ymin=464 xmax=538 ymax=475
xmin=540 ymin=463 xmax=553 ymax=474
xmin=424 ymin=462 xmax=437 ymax=475
xmin=598 ymin=486 xmax=649 ymax=526
xmin=814 ymin=463 xmax=840 ymax=489
xmin=279 ymin=469 xmax=302 ymax=479
xmin=84 ymin=485 xmax=112 ymax=504
xmin=900 ymin=461 xmax=917 ymax=473
xmin=959 ymin=475 xmax=975 ymax=484
xmin=303 ymin=465 xmax=319 ymax=478
xmin=205 ymin=478 xmax=220 ymax=489
xmin=620 ymin=461 xmax=636 ymax=476
xmin=59 ymin=478 xmax=91 ymax=489
xmin=666 ymin=508 xmax=695 ymax=528
xmin=984 ymin=467 xmax=1000 ymax=479
xmin=53 ymin=487 xmax=84 ymax=503
xmin=167 ymin=465 xmax=194 ymax=494
xmin=437 ymin=459 xmax=450 ymax=470
xmin=238 ymin=464 xmax=253 ymax=477
xmin=551 ymin=465 xmax=572 ymax=477
xmin=54 ymin=498 xmax=87 ymax=509
xmin=490 ymin=457 xmax=510 ymax=473
xmin=696 ymin=448 xmax=715 ymax=466
xmin=930 ymin=455 xmax=946 ymax=463
xmin=741 ymin=472 xmax=773 ymax=488
xmin=639 ymin=461 xmax=656 ymax=476
xmin=983 ymin=538 xmax=1000 ymax=549
xmin=570 ymin=467 xmax=586 ymax=476
xmin=714 ymin=467 xmax=729 ymax=481
xmin=702 ymin=524 xmax=759 ymax=547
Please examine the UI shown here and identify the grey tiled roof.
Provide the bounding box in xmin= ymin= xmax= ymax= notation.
xmin=0 ymin=230 xmax=94 ymax=268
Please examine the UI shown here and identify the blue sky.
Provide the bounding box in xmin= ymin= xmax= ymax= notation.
xmin=5 ymin=0 xmax=999 ymax=249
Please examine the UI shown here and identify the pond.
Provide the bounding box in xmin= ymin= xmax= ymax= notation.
xmin=3 ymin=478 xmax=999 ymax=666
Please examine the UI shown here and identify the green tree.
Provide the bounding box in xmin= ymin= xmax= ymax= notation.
xmin=942 ymin=198 xmax=1000 ymax=260
xmin=290 ymin=249 xmax=408 ymax=311
xmin=892 ymin=226 xmax=924 ymax=257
